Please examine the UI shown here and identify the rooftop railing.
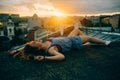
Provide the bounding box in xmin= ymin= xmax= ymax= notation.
xmin=80 ymin=26 xmax=120 ymax=35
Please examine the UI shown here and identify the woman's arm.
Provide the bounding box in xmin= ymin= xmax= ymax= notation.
xmin=45 ymin=50 xmax=65 ymax=61
xmin=8 ymin=47 xmax=24 ymax=55
xmin=34 ymin=46 xmax=65 ymax=61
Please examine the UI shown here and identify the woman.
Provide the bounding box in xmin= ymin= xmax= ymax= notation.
xmin=9 ymin=28 xmax=111 ymax=61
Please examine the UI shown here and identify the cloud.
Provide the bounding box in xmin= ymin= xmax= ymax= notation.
xmin=0 ymin=0 xmax=120 ymax=16
xmin=0 ymin=0 xmax=52 ymax=16
xmin=52 ymin=0 xmax=120 ymax=14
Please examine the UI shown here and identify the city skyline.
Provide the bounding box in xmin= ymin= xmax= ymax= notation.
xmin=0 ymin=0 xmax=120 ymax=17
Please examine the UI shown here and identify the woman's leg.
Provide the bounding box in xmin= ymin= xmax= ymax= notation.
xmin=80 ymin=35 xmax=105 ymax=44
xmin=67 ymin=28 xmax=85 ymax=37
xmin=67 ymin=28 xmax=108 ymax=45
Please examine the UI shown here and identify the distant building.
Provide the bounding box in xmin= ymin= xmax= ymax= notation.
xmin=0 ymin=15 xmax=15 ymax=40
xmin=0 ymin=22 xmax=4 ymax=36
xmin=11 ymin=14 xmax=19 ymax=18
xmin=90 ymin=16 xmax=100 ymax=26
xmin=14 ymin=22 xmax=28 ymax=41
xmin=16 ymin=22 xmax=28 ymax=32
xmin=101 ymin=17 xmax=110 ymax=24
xmin=27 ymin=28 xmax=47 ymax=41
xmin=0 ymin=13 xmax=19 ymax=21
xmin=0 ymin=14 xmax=9 ymax=20
xmin=27 ymin=14 xmax=42 ymax=30
xmin=6 ymin=16 xmax=15 ymax=40
xmin=109 ymin=14 xmax=120 ymax=32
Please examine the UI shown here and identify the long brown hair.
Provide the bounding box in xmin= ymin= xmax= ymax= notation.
xmin=13 ymin=49 xmax=31 ymax=60
xmin=13 ymin=43 xmax=45 ymax=60
xmin=24 ymin=43 xmax=45 ymax=56
xmin=24 ymin=43 xmax=39 ymax=54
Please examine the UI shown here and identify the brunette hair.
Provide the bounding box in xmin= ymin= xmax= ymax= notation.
xmin=24 ymin=43 xmax=45 ymax=55
xmin=24 ymin=44 xmax=39 ymax=54
xmin=13 ymin=43 xmax=45 ymax=60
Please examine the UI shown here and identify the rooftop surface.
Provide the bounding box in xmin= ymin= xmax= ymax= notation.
xmin=0 ymin=28 xmax=120 ymax=80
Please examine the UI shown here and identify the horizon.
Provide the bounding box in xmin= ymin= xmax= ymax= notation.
xmin=1 ymin=12 xmax=120 ymax=18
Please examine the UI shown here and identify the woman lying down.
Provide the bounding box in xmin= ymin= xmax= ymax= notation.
xmin=8 ymin=28 xmax=111 ymax=61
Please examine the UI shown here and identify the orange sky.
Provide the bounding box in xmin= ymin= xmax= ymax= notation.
xmin=0 ymin=0 xmax=120 ymax=17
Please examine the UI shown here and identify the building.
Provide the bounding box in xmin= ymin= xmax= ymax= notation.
xmin=0 ymin=15 xmax=15 ymax=40
xmin=0 ymin=14 xmax=9 ymax=21
xmin=109 ymin=14 xmax=120 ymax=32
xmin=0 ymin=22 xmax=4 ymax=36
xmin=89 ymin=16 xmax=100 ymax=26
xmin=27 ymin=28 xmax=47 ymax=41
xmin=6 ymin=16 xmax=15 ymax=40
xmin=0 ymin=13 xmax=19 ymax=21
xmin=27 ymin=14 xmax=42 ymax=30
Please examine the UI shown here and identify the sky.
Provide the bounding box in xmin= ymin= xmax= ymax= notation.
xmin=0 ymin=0 xmax=120 ymax=17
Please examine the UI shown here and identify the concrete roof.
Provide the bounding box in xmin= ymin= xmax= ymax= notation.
xmin=0 ymin=27 xmax=120 ymax=80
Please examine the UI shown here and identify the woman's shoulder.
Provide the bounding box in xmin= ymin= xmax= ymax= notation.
xmin=47 ymin=46 xmax=59 ymax=53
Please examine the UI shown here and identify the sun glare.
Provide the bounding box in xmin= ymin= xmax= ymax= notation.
xmin=54 ymin=11 xmax=64 ymax=17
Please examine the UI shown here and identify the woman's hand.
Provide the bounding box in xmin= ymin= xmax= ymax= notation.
xmin=34 ymin=55 xmax=44 ymax=61
xmin=8 ymin=50 xmax=18 ymax=55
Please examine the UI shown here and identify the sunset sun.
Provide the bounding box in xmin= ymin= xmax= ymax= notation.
xmin=54 ymin=11 xmax=64 ymax=17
